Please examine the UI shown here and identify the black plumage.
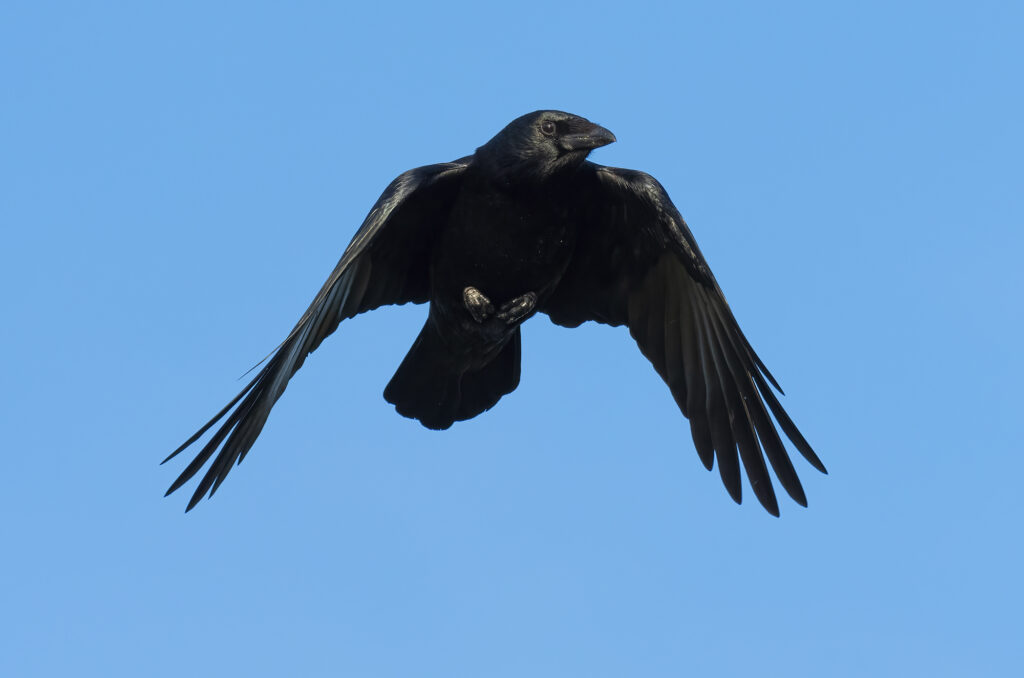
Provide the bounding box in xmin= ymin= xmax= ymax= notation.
xmin=164 ymin=110 xmax=826 ymax=514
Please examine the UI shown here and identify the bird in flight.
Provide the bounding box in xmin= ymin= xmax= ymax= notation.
xmin=164 ymin=110 xmax=826 ymax=515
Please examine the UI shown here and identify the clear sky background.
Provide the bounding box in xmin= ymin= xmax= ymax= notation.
xmin=3 ymin=2 xmax=1022 ymax=676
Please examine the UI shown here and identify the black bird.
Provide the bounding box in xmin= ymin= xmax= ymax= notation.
xmin=164 ymin=110 xmax=826 ymax=515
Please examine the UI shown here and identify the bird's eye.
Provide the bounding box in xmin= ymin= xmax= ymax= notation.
xmin=540 ymin=120 xmax=556 ymax=136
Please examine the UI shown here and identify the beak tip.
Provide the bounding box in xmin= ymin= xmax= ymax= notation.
xmin=590 ymin=125 xmax=616 ymax=149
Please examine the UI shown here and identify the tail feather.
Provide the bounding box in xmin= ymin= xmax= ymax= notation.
xmin=455 ymin=329 xmax=521 ymax=422
xmin=384 ymin=322 xmax=521 ymax=430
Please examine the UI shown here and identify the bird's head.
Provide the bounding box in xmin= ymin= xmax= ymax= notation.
xmin=475 ymin=110 xmax=616 ymax=186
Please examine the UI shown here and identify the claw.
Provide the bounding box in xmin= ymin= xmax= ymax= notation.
xmin=463 ymin=286 xmax=494 ymax=324
xmin=496 ymin=292 xmax=537 ymax=325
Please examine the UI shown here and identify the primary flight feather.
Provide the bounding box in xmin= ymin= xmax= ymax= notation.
xmin=164 ymin=110 xmax=826 ymax=515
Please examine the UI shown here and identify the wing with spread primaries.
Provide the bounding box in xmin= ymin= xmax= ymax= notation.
xmin=164 ymin=159 xmax=470 ymax=511
xmin=543 ymin=162 xmax=825 ymax=515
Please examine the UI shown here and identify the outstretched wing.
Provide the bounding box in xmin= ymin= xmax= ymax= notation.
xmin=164 ymin=158 xmax=470 ymax=511
xmin=544 ymin=163 xmax=825 ymax=515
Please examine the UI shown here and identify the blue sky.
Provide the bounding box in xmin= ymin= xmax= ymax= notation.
xmin=2 ymin=2 xmax=1022 ymax=676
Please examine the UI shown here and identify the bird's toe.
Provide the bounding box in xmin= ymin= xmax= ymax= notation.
xmin=496 ymin=292 xmax=537 ymax=325
xmin=463 ymin=286 xmax=494 ymax=323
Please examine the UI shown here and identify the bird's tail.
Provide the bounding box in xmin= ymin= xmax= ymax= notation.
xmin=384 ymin=321 xmax=521 ymax=430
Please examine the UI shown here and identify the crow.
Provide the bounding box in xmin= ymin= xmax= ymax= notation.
xmin=164 ymin=110 xmax=826 ymax=515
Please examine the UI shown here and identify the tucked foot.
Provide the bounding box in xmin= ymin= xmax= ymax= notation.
xmin=496 ymin=292 xmax=538 ymax=325
xmin=463 ymin=286 xmax=494 ymax=324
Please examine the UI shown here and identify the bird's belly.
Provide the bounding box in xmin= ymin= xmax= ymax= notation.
xmin=433 ymin=217 xmax=573 ymax=306
xmin=467 ymin=236 xmax=568 ymax=301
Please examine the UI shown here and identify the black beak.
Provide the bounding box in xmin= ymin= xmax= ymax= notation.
xmin=562 ymin=123 xmax=617 ymax=152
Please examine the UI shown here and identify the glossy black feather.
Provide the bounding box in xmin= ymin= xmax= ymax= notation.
xmin=164 ymin=160 xmax=469 ymax=510
xmin=166 ymin=110 xmax=823 ymax=514
xmin=542 ymin=161 xmax=826 ymax=513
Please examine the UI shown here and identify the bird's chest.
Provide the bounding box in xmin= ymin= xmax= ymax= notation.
xmin=434 ymin=190 xmax=576 ymax=302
